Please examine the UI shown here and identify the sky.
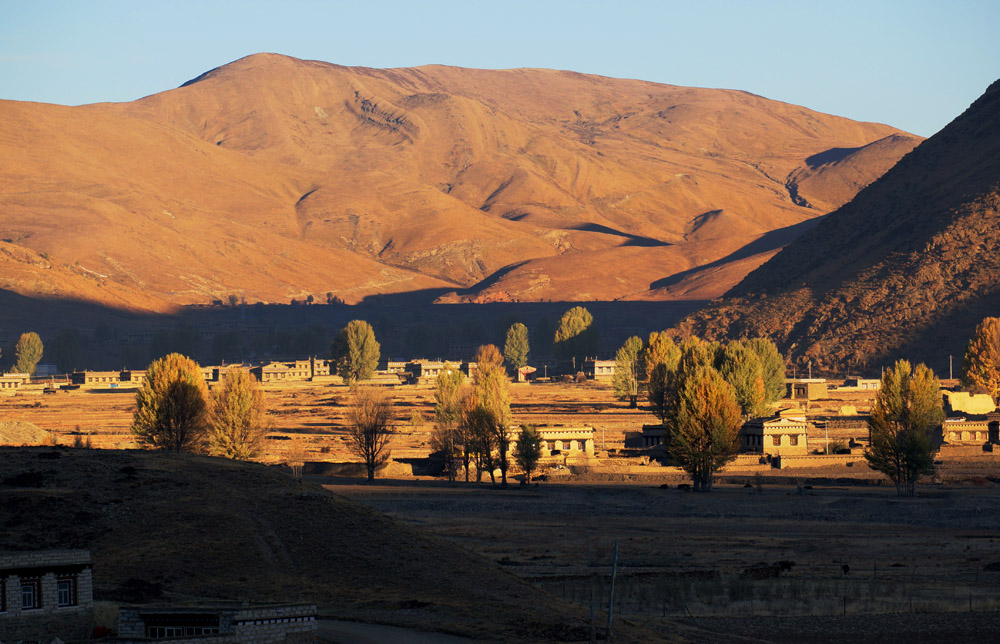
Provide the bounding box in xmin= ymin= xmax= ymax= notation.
xmin=1 ymin=0 xmax=998 ymax=137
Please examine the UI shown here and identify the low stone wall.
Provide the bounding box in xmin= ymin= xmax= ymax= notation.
xmin=773 ymin=453 xmax=866 ymax=469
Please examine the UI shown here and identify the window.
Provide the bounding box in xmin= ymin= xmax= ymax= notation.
xmin=1 ymin=578 xmax=6 ymax=612
xmin=21 ymin=577 xmax=41 ymax=610
xmin=789 ymin=434 xmax=799 ymax=446
xmin=57 ymin=575 xmax=77 ymax=607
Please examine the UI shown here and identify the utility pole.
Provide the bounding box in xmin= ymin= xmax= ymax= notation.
xmin=606 ymin=541 xmax=619 ymax=643
xmin=950 ymin=355 xmax=953 ymax=381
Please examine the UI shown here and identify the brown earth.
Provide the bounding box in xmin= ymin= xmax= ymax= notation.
xmin=677 ymin=78 xmax=1000 ymax=373
xmin=0 ymin=53 xmax=918 ymax=320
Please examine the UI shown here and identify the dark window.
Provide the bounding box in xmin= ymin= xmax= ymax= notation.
xmin=789 ymin=435 xmax=799 ymax=446
xmin=1 ymin=578 xmax=6 ymax=612
xmin=57 ymin=575 xmax=77 ymax=607
xmin=21 ymin=577 xmax=41 ymax=610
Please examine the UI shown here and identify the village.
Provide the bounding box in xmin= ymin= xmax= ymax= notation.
xmin=4 ymin=352 xmax=1000 ymax=486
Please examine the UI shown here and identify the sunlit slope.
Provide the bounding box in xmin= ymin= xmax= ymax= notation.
xmin=678 ymin=78 xmax=1000 ymax=370
xmin=0 ymin=53 xmax=918 ymax=309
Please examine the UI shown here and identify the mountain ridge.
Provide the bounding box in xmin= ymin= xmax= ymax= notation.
xmin=0 ymin=53 xmax=920 ymax=315
xmin=676 ymin=78 xmax=1000 ymax=371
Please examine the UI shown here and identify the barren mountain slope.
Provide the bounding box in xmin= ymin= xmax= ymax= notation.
xmin=0 ymin=53 xmax=919 ymax=310
xmin=677 ymin=78 xmax=1000 ymax=371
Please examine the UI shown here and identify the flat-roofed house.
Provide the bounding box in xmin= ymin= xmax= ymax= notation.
xmin=786 ymin=378 xmax=828 ymax=400
xmin=740 ymin=414 xmax=809 ymax=456
xmin=943 ymin=417 xmax=990 ymax=444
xmin=583 ymin=359 xmax=615 ymax=380
xmin=528 ymin=425 xmax=597 ymax=458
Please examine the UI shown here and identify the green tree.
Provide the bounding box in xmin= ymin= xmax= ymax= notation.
xmin=346 ymin=385 xmax=396 ymax=482
xmin=131 ymin=353 xmax=209 ymax=452
xmin=717 ymin=340 xmax=767 ymax=419
xmin=514 ymin=425 xmax=543 ymax=483
xmin=207 ymin=368 xmax=269 ymax=460
xmin=14 ymin=332 xmax=44 ymax=375
xmin=431 ymin=363 xmax=466 ymax=481
xmin=613 ymin=336 xmax=644 ymax=408
xmin=49 ymin=330 xmax=81 ymax=374
xmin=474 ymin=344 xmax=513 ymax=485
xmin=554 ymin=306 xmax=598 ymax=368
xmin=669 ymin=366 xmax=743 ymax=491
xmin=503 ymin=322 xmax=530 ymax=371
xmin=962 ymin=317 xmax=1000 ymax=401
xmin=645 ymin=331 xmax=681 ymax=422
xmin=332 ymin=320 xmax=380 ymax=384
xmin=747 ymin=337 xmax=787 ymax=405
xmin=865 ymin=360 xmax=944 ymax=497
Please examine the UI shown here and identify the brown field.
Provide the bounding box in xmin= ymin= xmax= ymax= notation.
xmin=5 ymin=379 xmax=1000 ymax=641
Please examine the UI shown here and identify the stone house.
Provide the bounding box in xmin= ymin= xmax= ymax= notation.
xmin=844 ymin=377 xmax=881 ymax=390
xmin=740 ymin=414 xmax=809 ymax=456
xmin=583 ymin=359 xmax=615 ymax=380
xmin=405 ymin=360 xmax=446 ymax=383
xmin=0 ymin=550 xmax=94 ymax=642
xmin=70 ymin=370 xmax=122 ymax=386
xmin=624 ymin=424 xmax=670 ymax=453
xmin=942 ymin=417 xmax=990 ymax=444
xmin=528 ymin=425 xmax=596 ymax=458
xmin=115 ymin=603 xmax=317 ymax=642
xmin=786 ymin=378 xmax=828 ymax=400
xmin=0 ymin=373 xmax=27 ymax=392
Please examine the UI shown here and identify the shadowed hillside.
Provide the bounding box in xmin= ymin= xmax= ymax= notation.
xmin=0 ymin=53 xmax=917 ymax=316
xmin=677 ymin=78 xmax=1000 ymax=373
xmin=0 ymin=447 xmax=674 ymax=643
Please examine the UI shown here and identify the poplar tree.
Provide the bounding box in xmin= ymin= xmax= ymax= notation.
xmin=474 ymin=344 xmax=513 ymax=485
xmin=554 ymin=306 xmax=598 ymax=367
xmin=514 ymin=425 xmax=543 ymax=483
xmin=431 ymin=363 xmax=466 ymax=481
xmin=131 ymin=353 xmax=209 ymax=452
xmin=347 ymin=385 xmax=396 ymax=482
xmin=332 ymin=320 xmax=380 ymax=384
xmin=747 ymin=337 xmax=787 ymax=405
xmin=669 ymin=366 xmax=742 ymax=491
xmin=503 ymin=322 xmax=530 ymax=371
xmin=208 ymin=368 xmax=269 ymax=460
xmin=644 ymin=331 xmax=681 ymax=423
xmin=612 ymin=336 xmax=643 ymax=408
xmin=962 ymin=317 xmax=1000 ymax=400
xmin=717 ymin=340 xmax=768 ymax=419
xmin=14 ymin=332 xmax=44 ymax=375
xmin=865 ymin=360 xmax=944 ymax=497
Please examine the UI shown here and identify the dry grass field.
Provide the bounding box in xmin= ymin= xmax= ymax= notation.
xmin=5 ymin=378 xmax=1000 ymax=641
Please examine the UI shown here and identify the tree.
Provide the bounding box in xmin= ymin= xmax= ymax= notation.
xmin=474 ymin=344 xmax=513 ymax=485
xmin=554 ymin=306 xmax=598 ymax=368
xmin=962 ymin=317 xmax=1000 ymax=401
xmin=346 ymin=386 xmax=396 ymax=482
xmin=670 ymin=366 xmax=743 ymax=491
xmin=865 ymin=360 xmax=944 ymax=497
xmin=645 ymin=331 xmax=681 ymax=422
xmin=747 ymin=337 xmax=786 ymax=405
xmin=464 ymin=400 xmax=498 ymax=484
xmin=717 ymin=340 xmax=767 ymax=419
xmin=613 ymin=336 xmax=643 ymax=408
xmin=503 ymin=322 xmax=530 ymax=371
xmin=131 ymin=353 xmax=210 ymax=452
xmin=207 ymin=369 xmax=269 ymax=460
xmin=14 ymin=332 xmax=44 ymax=375
xmin=49 ymin=330 xmax=80 ymax=374
xmin=514 ymin=425 xmax=543 ymax=483
xmin=332 ymin=320 xmax=380 ymax=384
xmin=431 ymin=363 xmax=466 ymax=481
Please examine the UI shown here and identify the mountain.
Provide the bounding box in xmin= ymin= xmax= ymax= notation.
xmin=676 ymin=79 xmax=1000 ymax=372
xmin=0 ymin=53 xmax=918 ymax=314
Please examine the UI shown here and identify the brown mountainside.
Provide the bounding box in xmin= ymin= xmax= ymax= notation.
xmin=677 ymin=78 xmax=1000 ymax=373
xmin=0 ymin=53 xmax=918 ymax=312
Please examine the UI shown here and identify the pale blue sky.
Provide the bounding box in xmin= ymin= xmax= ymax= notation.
xmin=1 ymin=0 xmax=997 ymax=136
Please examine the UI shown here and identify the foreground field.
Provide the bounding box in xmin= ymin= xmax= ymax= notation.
xmin=328 ymin=477 xmax=1000 ymax=643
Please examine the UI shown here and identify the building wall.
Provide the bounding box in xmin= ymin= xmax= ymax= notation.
xmin=0 ymin=550 xmax=93 ymax=641
xmin=117 ymin=604 xmax=316 ymax=643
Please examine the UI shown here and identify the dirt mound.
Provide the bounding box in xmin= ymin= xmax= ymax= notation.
xmin=0 ymin=421 xmax=50 ymax=445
